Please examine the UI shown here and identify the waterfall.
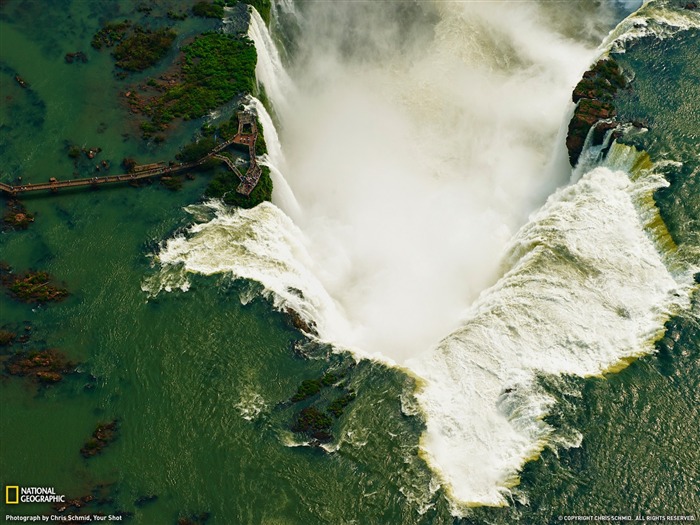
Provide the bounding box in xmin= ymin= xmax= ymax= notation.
xmin=409 ymin=147 xmax=695 ymax=509
xmin=244 ymin=96 xmax=302 ymax=219
xmin=247 ymin=7 xmax=294 ymax=116
xmin=149 ymin=0 xmax=699 ymax=513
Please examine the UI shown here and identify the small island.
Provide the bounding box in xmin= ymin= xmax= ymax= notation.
xmin=4 ymin=348 xmax=76 ymax=384
xmin=0 ymin=263 xmax=69 ymax=304
xmin=80 ymin=420 xmax=120 ymax=458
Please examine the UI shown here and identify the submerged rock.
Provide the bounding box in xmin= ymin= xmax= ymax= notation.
xmin=15 ymin=75 xmax=28 ymax=88
xmin=2 ymin=200 xmax=35 ymax=230
xmin=53 ymin=494 xmax=94 ymax=513
xmin=135 ymin=494 xmax=158 ymax=507
xmin=4 ymin=348 xmax=76 ymax=383
xmin=80 ymin=420 xmax=119 ymax=458
xmin=64 ymin=51 xmax=88 ymax=64
xmin=0 ymin=265 xmax=69 ymax=303
xmin=177 ymin=512 xmax=211 ymax=525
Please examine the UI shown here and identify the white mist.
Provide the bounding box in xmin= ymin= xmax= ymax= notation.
xmin=263 ymin=1 xmax=608 ymax=359
xmin=153 ymin=0 xmax=697 ymax=512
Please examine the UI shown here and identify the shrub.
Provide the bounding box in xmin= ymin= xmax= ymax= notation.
xmin=177 ymin=137 xmax=216 ymax=163
xmin=290 ymin=379 xmax=322 ymax=402
xmin=327 ymin=392 xmax=356 ymax=418
xmin=292 ymin=407 xmax=333 ymax=442
xmin=205 ymin=164 xmax=273 ymax=208
xmin=192 ymin=1 xmax=224 ymax=19
xmin=112 ymin=27 xmax=176 ymax=72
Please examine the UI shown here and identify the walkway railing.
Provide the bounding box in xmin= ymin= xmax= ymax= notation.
xmin=1 ymin=111 xmax=263 ymax=197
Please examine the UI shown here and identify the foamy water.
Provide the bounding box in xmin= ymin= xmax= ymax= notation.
xmin=410 ymin=148 xmax=693 ymax=508
xmin=605 ymin=0 xmax=700 ymax=51
xmin=148 ymin=0 xmax=698 ymax=513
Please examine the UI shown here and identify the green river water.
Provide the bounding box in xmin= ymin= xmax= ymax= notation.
xmin=1 ymin=1 xmax=699 ymax=524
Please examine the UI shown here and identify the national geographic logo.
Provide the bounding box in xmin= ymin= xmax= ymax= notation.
xmin=5 ymin=486 xmax=65 ymax=504
xmin=5 ymin=486 xmax=19 ymax=505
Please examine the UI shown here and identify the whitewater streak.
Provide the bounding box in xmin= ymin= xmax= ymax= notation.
xmin=150 ymin=0 xmax=698 ymax=513
xmin=410 ymin=144 xmax=693 ymax=507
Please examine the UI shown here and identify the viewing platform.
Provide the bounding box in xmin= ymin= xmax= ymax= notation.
xmin=0 ymin=110 xmax=263 ymax=198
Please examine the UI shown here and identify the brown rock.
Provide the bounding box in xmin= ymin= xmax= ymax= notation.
xmin=80 ymin=420 xmax=119 ymax=458
xmin=285 ymin=308 xmax=318 ymax=336
xmin=4 ymin=348 xmax=75 ymax=383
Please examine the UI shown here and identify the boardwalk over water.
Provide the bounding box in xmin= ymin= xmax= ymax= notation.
xmin=0 ymin=111 xmax=262 ymax=197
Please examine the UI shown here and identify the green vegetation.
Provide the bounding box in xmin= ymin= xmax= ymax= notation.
xmin=0 ymin=266 xmax=69 ymax=303
xmin=321 ymin=372 xmax=342 ymax=386
xmin=4 ymin=349 xmax=75 ymax=384
xmin=92 ymin=21 xmax=176 ymax=73
xmin=160 ymin=176 xmax=183 ymax=191
xmin=192 ymin=1 xmax=224 ymax=19
xmin=176 ymin=137 xmax=217 ymax=163
xmin=216 ymin=0 xmax=271 ymax=25
xmin=0 ymin=330 xmax=16 ymax=346
xmin=573 ymin=58 xmax=626 ymax=103
xmin=139 ymin=33 xmax=256 ymax=136
xmin=244 ymin=0 xmax=271 ymax=25
xmin=291 ymin=379 xmax=323 ymax=402
xmin=91 ymin=21 xmax=131 ymax=50
xmin=291 ymin=407 xmax=333 ymax=442
xmin=93 ymin=22 xmax=176 ymax=73
xmin=255 ymin=119 xmax=267 ymax=157
xmin=67 ymin=145 xmax=81 ymax=159
xmin=289 ymin=371 xmax=348 ymax=402
xmin=167 ymin=10 xmax=188 ymax=21
xmin=287 ymin=368 xmax=355 ymax=441
xmin=327 ymin=392 xmax=356 ymax=418
xmin=168 ymin=33 xmax=256 ymax=119
xmin=205 ymin=165 xmax=273 ymax=208
xmin=219 ymin=112 xmax=241 ymax=138
xmin=113 ymin=26 xmax=176 ymax=72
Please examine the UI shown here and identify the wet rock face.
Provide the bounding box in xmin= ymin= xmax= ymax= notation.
xmin=566 ymin=58 xmax=627 ymax=166
xmin=284 ymin=308 xmax=318 ymax=336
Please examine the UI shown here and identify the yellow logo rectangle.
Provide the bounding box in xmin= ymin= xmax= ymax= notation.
xmin=5 ymin=485 xmax=19 ymax=504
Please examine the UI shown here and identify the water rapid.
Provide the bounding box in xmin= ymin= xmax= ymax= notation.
xmin=151 ymin=0 xmax=698 ymax=513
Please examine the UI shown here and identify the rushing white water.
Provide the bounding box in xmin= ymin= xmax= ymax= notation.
xmin=152 ymin=199 xmax=352 ymax=337
xmin=244 ymin=97 xmax=303 ymax=217
xmin=150 ymin=0 xmax=698 ymax=513
xmin=410 ymin=145 xmax=692 ymax=508
xmin=605 ymin=0 xmax=700 ymax=51
xmin=248 ymin=8 xmax=294 ymax=114
xmin=247 ymin=0 xmax=614 ymax=360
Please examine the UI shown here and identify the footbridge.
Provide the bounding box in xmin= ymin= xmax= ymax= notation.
xmin=0 ymin=111 xmax=263 ymax=198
